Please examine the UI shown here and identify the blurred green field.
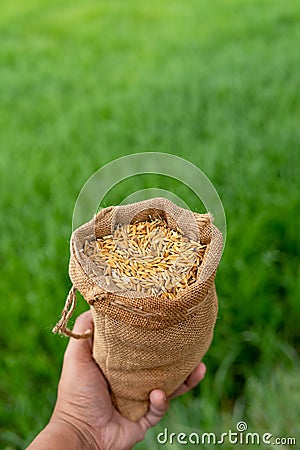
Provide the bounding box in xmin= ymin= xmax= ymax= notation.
xmin=1 ymin=0 xmax=300 ymax=448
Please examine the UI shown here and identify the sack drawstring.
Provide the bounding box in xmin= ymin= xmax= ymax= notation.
xmin=52 ymin=286 xmax=92 ymax=339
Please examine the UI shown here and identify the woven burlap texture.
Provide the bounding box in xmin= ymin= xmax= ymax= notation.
xmin=68 ymin=198 xmax=222 ymax=421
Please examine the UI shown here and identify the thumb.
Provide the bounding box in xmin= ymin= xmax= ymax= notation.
xmin=63 ymin=310 xmax=94 ymax=363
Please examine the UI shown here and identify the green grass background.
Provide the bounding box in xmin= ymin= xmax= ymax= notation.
xmin=1 ymin=0 xmax=299 ymax=448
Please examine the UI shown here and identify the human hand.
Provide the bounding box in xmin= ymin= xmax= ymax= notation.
xmin=28 ymin=310 xmax=206 ymax=450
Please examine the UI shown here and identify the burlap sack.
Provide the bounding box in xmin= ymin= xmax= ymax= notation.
xmin=53 ymin=198 xmax=223 ymax=421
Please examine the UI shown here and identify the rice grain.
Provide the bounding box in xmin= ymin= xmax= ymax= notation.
xmin=83 ymin=217 xmax=207 ymax=299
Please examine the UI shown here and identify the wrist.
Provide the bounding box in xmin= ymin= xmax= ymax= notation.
xmin=27 ymin=418 xmax=100 ymax=450
xmin=27 ymin=421 xmax=82 ymax=450
xmin=49 ymin=414 xmax=101 ymax=450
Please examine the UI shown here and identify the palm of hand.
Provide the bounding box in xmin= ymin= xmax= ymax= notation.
xmin=51 ymin=311 xmax=206 ymax=450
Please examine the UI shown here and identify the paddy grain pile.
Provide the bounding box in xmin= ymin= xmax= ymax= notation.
xmin=83 ymin=217 xmax=207 ymax=299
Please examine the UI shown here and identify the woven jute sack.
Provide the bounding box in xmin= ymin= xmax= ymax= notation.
xmin=53 ymin=198 xmax=223 ymax=421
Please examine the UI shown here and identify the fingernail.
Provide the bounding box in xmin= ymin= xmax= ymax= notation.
xmin=200 ymin=363 xmax=206 ymax=377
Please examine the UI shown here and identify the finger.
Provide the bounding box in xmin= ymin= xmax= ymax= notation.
xmin=64 ymin=310 xmax=94 ymax=362
xmin=138 ymin=390 xmax=168 ymax=431
xmin=169 ymin=362 xmax=206 ymax=399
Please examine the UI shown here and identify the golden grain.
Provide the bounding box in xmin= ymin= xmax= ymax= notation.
xmin=84 ymin=217 xmax=207 ymax=299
